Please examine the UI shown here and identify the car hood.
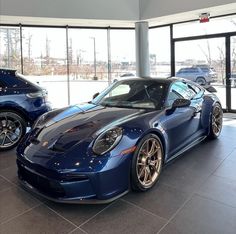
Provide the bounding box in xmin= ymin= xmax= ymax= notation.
xmin=24 ymin=103 xmax=146 ymax=153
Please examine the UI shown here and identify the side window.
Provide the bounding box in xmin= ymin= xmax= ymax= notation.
xmin=167 ymin=81 xmax=196 ymax=106
xmin=166 ymin=90 xmax=181 ymax=106
xmin=189 ymin=68 xmax=196 ymax=73
xmin=187 ymin=83 xmax=203 ymax=99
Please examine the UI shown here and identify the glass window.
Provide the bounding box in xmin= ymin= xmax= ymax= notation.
xmin=22 ymin=27 xmax=68 ymax=108
xmin=110 ymin=30 xmax=135 ymax=81
xmin=68 ymin=28 xmax=109 ymax=105
xmin=170 ymin=82 xmax=196 ymax=100
xmin=111 ymin=84 xmax=131 ymax=96
xmin=0 ymin=26 xmax=21 ymax=71
xmin=174 ymin=15 xmax=236 ymax=38
xmin=175 ymin=38 xmax=226 ymax=108
xmin=166 ymin=91 xmax=181 ymax=106
xmin=231 ymin=36 xmax=236 ymax=110
xmin=149 ymin=26 xmax=171 ymax=78
xmin=187 ymin=83 xmax=201 ymax=95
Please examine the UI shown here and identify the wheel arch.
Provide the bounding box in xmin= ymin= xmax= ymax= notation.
xmin=136 ymin=129 xmax=167 ymax=164
xmin=0 ymin=107 xmax=30 ymax=125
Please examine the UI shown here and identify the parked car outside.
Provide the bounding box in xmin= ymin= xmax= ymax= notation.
xmin=176 ymin=66 xmax=215 ymax=85
xmin=195 ymin=64 xmax=217 ymax=81
xmin=0 ymin=68 xmax=51 ymax=150
xmin=16 ymin=77 xmax=223 ymax=203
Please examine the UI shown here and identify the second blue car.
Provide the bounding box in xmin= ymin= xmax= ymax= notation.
xmin=0 ymin=68 xmax=51 ymax=150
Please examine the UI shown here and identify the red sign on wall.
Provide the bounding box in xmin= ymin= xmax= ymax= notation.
xmin=199 ymin=13 xmax=210 ymax=23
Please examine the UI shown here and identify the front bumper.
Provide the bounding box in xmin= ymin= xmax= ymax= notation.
xmin=16 ymin=153 xmax=131 ymax=204
xmin=18 ymin=178 xmax=128 ymax=204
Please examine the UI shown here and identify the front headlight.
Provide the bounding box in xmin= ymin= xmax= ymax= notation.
xmin=93 ymin=127 xmax=123 ymax=155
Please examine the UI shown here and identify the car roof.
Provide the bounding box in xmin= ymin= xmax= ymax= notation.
xmin=117 ymin=76 xmax=187 ymax=84
xmin=120 ymin=77 xmax=205 ymax=90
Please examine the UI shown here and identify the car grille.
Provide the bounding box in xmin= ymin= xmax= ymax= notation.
xmin=17 ymin=162 xmax=65 ymax=198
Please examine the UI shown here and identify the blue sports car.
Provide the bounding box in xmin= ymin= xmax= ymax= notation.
xmin=0 ymin=68 xmax=51 ymax=150
xmin=16 ymin=77 xmax=223 ymax=203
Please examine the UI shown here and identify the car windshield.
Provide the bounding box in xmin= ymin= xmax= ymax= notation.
xmin=93 ymin=79 xmax=167 ymax=110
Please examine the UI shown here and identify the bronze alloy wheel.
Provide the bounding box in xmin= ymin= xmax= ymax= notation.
xmin=211 ymin=104 xmax=223 ymax=137
xmin=136 ymin=137 xmax=163 ymax=189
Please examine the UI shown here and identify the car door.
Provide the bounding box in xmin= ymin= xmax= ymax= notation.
xmin=162 ymin=81 xmax=203 ymax=158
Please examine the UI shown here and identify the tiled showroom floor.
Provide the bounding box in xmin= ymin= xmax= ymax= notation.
xmin=0 ymin=114 xmax=236 ymax=234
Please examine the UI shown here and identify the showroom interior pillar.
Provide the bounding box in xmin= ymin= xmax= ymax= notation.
xmin=135 ymin=21 xmax=150 ymax=77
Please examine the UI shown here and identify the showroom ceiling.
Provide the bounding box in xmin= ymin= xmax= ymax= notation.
xmin=0 ymin=0 xmax=236 ymax=27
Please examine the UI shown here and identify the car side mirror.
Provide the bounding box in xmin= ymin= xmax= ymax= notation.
xmin=166 ymin=98 xmax=191 ymax=115
xmin=172 ymin=98 xmax=191 ymax=109
xmin=93 ymin=92 xmax=99 ymax=99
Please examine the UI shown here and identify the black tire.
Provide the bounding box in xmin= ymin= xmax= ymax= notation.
xmin=131 ymin=134 xmax=164 ymax=192
xmin=0 ymin=111 xmax=27 ymax=151
xmin=196 ymin=77 xmax=206 ymax=86
xmin=208 ymin=103 xmax=223 ymax=139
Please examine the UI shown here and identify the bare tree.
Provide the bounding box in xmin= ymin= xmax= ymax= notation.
xmin=1 ymin=28 xmax=21 ymax=68
xmin=198 ymin=39 xmax=212 ymax=65
xmin=26 ymin=34 xmax=32 ymax=61
xmin=230 ymin=20 xmax=236 ymax=74
xmin=217 ymin=45 xmax=225 ymax=83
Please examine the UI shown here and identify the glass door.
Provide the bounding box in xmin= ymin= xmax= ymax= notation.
xmin=175 ymin=38 xmax=226 ymax=108
xmin=231 ymin=36 xmax=236 ymax=111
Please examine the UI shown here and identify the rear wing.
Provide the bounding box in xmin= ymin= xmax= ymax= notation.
xmin=204 ymin=85 xmax=217 ymax=93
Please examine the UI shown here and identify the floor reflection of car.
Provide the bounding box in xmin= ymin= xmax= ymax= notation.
xmin=176 ymin=67 xmax=215 ymax=85
xmin=17 ymin=77 xmax=223 ymax=204
xmin=0 ymin=68 xmax=51 ymax=150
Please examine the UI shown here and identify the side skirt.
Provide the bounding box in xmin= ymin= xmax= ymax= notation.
xmin=165 ymin=135 xmax=207 ymax=164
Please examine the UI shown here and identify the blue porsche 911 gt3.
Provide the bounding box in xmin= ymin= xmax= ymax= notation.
xmin=16 ymin=77 xmax=223 ymax=203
